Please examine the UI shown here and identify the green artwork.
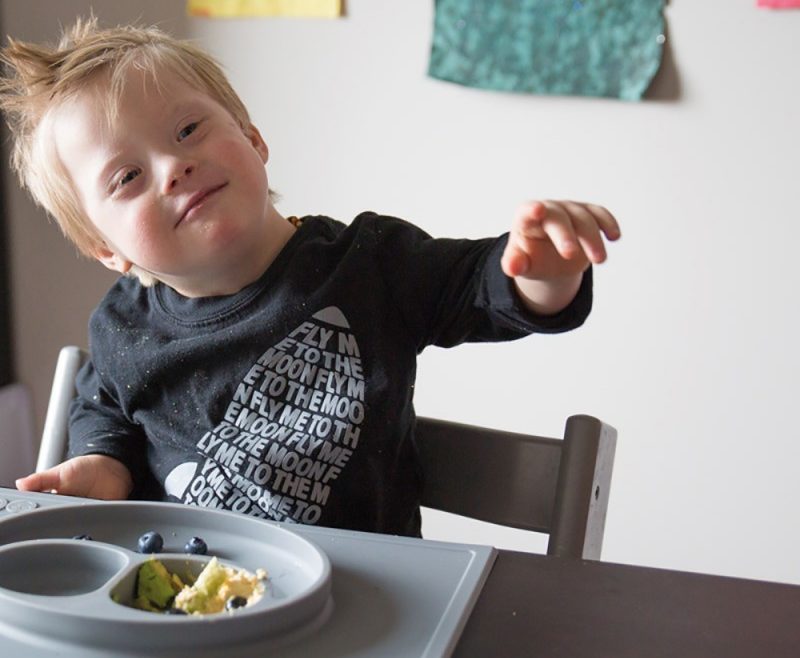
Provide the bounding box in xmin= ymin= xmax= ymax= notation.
xmin=428 ymin=0 xmax=666 ymax=101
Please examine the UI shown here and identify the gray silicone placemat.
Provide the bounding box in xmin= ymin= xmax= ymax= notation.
xmin=0 ymin=488 xmax=495 ymax=657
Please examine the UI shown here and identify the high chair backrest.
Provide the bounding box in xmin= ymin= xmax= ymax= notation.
xmin=415 ymin=414 xmax=616 ymax=559
xmin=38 ymin=346 xmax=617 ymax=560
xmin=37 ymin=346 xmax=88 ymax=474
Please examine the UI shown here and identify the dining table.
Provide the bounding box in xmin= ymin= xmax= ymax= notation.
xmin=453 ymin=548 xmax=800 ymax=658
xmin=1 ymin=485 xmax=799 ymax=657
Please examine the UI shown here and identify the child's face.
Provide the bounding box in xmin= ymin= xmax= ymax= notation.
xmin=48 ymin=67 xmax=275 ymax=296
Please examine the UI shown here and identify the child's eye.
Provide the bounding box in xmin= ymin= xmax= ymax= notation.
xmin=178 ymin=122 xmax=198 ymax=141
xmin=116 ymin=168 xmax=141 ymax=189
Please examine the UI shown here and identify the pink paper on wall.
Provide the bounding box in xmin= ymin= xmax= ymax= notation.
xmin=757 ymin=0 xmax=800 ymax=8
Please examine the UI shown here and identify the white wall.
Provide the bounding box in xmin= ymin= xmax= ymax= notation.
xmin=3 ymin=0 xmax=799 ymax=585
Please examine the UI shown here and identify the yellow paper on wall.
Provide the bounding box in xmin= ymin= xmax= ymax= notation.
xmin=187 ymin=0 xmax=342 ymax=18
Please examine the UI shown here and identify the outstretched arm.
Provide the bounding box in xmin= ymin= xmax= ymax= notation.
xmin=501 ymin=200 xmax=621 ymax=315
xmin=16 ymin=454 xmax=133 ymax=500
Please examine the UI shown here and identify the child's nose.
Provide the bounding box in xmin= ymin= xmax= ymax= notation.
xmin=167 ymin=164 xmax=195 ymax=191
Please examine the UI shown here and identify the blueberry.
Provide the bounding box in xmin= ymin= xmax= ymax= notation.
xmin=137 ymin=531 xmax=164 ymax=554
xmin=225 ymin=596 xmax=248 ymax=611
xmin=72 ymin=534 xmax=92 ymax=541
xmin=184 ymin=536 xmax=208 ymax=555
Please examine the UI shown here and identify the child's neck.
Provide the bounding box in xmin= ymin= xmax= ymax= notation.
xmin=168 ymin=209 xmax=298 ymax=299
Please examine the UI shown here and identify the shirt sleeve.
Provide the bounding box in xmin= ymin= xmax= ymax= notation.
xmin=68 ymin=357 xmax=151 ymax=496
xmin=364 ymin=214 xmax=593 ymax=350
xmin=476 ymin=233 xmax=593 ymax=335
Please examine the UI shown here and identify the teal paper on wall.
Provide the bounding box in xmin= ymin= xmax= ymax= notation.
xmin=428 ymin=0 xmax=666 ymax=101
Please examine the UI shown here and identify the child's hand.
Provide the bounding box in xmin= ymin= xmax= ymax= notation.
xmin=15 ymin=455 xmax=133 ymax=500
xmin=501 ymin=200 xmax=620 ymax=281
xmin=501 ymin=200 xmax=620 ymax=315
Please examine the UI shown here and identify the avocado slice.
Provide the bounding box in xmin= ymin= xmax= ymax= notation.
xmin=135 ymin=558 xmax=181 ymax=610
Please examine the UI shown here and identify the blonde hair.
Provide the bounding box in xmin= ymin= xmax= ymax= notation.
xmin=0 ymin=16 xmax=255 ymax=286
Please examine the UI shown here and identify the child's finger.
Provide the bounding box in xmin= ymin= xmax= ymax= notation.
xmin=586 ymin=203 xmax=621 ymax=240
xmin=536 ymin=201 xmax=581 ymax=260
xmin=514 ymin=201 xmax=578 ymax=259
xmin=501 ymin=234 xmax=531 ymax=277
xmin=16 ymin=468 xmax=62 ymax=493
xmin=512 ymin=201 xmax=548 ymax=239
xmin=561 ymin=201 xmax=609 ymax=264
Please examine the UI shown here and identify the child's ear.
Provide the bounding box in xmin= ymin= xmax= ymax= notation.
xmin=93 ymin=242 xmax=132 ymax=274
xmin=246 ymin=124 xmax=269 ymax=164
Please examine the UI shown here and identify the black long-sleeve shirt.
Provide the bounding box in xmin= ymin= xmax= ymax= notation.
xmin=69 ymin=213 xmax=592 ymax=535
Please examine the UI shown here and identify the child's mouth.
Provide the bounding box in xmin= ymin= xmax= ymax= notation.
xmin=177 ymin=183 xmax=228 ymax=226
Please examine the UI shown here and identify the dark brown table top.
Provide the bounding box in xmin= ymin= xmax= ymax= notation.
xmin=454 ymin=550 xmax=800 ymax=658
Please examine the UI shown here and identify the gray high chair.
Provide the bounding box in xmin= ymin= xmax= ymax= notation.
xmin=38 ymin=346 xmax=617 ymax=560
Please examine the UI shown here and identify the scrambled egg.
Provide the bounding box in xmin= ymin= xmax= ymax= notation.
xmin=173 ymin=557 xmax=267 ymax=614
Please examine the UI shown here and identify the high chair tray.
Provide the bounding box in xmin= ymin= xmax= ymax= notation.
xmin=0 ymin=487 xmax=495 ymax=657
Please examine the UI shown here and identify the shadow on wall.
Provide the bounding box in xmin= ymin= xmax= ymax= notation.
xmin=646 ymin=2 xmax=681 ymax=101
xmin=0 ymin=384 xmax=35 ymax=485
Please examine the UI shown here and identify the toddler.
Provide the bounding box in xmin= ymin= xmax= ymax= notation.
xmin=1 ymin=18 xmax=619 ymax=535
